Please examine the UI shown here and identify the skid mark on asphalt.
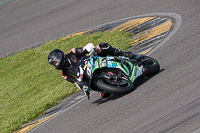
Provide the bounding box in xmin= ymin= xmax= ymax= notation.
xmin=15 ymin=12 xmax=181 ymax=133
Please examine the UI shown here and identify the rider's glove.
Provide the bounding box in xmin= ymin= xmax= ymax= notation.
xmin=75 ymin=82 xmax=90 ymax=99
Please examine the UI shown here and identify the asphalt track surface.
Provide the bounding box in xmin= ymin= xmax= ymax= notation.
xmin=1 ymin=0 xmax=200 ymax=133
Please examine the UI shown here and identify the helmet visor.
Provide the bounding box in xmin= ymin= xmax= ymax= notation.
xmin=50 ymin=53 xmax=62 ymax=68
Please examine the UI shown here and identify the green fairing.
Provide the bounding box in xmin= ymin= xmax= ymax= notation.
xmin=91 ymin=57 xmax=137 ymax=83
xmin=122 ymin=64 xmax=130 ymax=76
xmin=130 ymin=65 xmax=139 ymax=82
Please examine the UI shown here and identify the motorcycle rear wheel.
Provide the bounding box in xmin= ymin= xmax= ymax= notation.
xmin=96 ymin=78 xmax=134 ymax=94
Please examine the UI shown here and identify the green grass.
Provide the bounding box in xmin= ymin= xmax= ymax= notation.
xmin=0 ymin=31 xmax=134 ymax=133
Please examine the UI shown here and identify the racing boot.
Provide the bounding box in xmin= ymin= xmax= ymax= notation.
xmin=110 ymin=46 xmax=142 ymax=59
xmin=120 ymin=51 xmax=143 ymax=60
xmin=98 ymin=91 xmax=111 ymax=99
xmin=96 ymin=42 xmax=142 ymax=59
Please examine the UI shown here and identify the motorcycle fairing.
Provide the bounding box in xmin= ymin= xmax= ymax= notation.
xmin=87 ymin=56 xmax=145 ymax=83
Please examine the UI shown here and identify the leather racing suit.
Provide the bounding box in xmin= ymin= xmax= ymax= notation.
xmin=61 ymin=42 xmax=128 ymax=84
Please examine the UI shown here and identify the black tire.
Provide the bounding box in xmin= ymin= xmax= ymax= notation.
xmin=96 ymin=78 xmax=134 ymax=94
xmin=142 ymin=56 xmax=160 ymax=76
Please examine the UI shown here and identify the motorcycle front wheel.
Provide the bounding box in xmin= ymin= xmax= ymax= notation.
xmin=96 ymin=78 xmax=134 ymax=94
xmin=142 ymin=56 xmax=160 ymax=76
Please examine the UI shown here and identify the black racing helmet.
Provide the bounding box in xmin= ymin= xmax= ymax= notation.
xmin=48 ymin=49 xmax=65 ymax=70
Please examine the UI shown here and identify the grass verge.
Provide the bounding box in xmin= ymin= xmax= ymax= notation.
xmin=0 ymin=31 xmax=134 ymax=133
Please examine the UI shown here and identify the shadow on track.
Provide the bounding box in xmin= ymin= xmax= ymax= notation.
xmin=92 ymin=68 xmax=165 ymax=105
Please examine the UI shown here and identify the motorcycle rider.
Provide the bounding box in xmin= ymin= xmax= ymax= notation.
xmin=48 ymin=42 xmax=141 ymax=99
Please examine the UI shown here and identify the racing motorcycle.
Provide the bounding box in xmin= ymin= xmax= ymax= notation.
xmin=71 ymin=54 xmax=160 ymax=99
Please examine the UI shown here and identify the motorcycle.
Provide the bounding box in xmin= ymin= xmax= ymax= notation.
xmin=70 ymin=54 xmax=160 ymax=99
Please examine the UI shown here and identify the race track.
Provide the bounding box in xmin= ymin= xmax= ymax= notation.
xmin=1 ymin=0 xmax=200 ymax=133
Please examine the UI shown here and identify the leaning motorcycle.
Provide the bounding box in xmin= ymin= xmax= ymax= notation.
xmin=73 ymin=54 xmax=160 ymax=98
